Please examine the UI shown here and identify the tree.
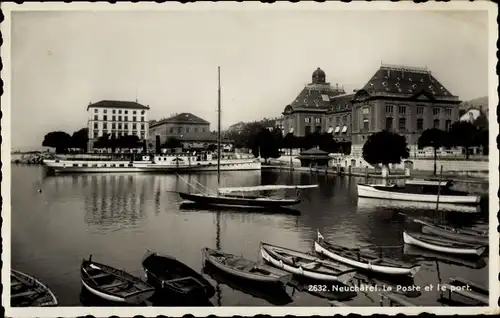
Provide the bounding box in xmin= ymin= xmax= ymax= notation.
xmin=254 ymin=128 xmax=280 ymax=163
xmin=71 ymin=128 xmax=89 ymax=153
xmin=317 ymin=132 xmax=338 ymax=153
xmin=119 ymin=135 xmax=142 ymax=150
xmin=417 ymin=128 xmax=448 ymax=175
xmin=162 ymin=137 xmax=182 ymax=150
xmin=283 ymin=133 xmax=297 ymax=155
xmin=94 ymin=133 xmax=111 ymax=150
xmin=362 ymin=130 xmax=409 ymax=177
xmin=473 ymin=112 xmax=488 ymax=130
xmin=42 ymin=131 xmax=72 ymax=154
xmin=448 ymin=121 xmax=478 ymax=159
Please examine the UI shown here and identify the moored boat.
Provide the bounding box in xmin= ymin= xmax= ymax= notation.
xmin=202 ymin=247 xmax=292 ymax=284
xmin=11 ymin=269 xmax=58 ymax=307
xmin=43 ymin=152 xmax=261 ymax=174
xmin=178 ymin=191 xmax=301 ymax=209
xmin=314 ymin=231 xmax=420 ymax=277
xmin=402 ymin=231 xmax=487 ymax=257
xmin=80 ymin=255 xmax=155 ymax=304
xmin=260 ymin=242 xmax=357 ymax=284
xmin=141 ymin=250 xmax=215 ymax=299
xmin=421 ymin=225 xmax=488 ymax=245
xmin=357 ymin=181 xmax=481 ymax=205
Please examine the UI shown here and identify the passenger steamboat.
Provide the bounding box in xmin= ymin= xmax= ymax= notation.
xmin=42 ymin=152 xmax=261 ymax=173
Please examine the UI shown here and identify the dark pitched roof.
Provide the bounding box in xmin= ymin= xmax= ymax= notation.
xmin=358 ymin=64 xmax=458 ymax=101
xmin=286 ymin=84 xmax=346 ymax=112
xmin=328 ymin=93 xmax=355 ymax=113
xmin=87 ymin=100 xmax=150 ymax=110
xmin=151 ymin=113 xmax=210 ymax=127
xmin=300 ymin=148 xmax=330 ymax=156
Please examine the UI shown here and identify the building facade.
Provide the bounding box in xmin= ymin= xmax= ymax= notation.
xmin=281 ymin=65 xmax=461 ymax=156
xmin=149 ymin=112 xmax=211 ymax=145
xmin=282 ymin=67 xmax=346 ymax=137
xmin=87 ymin=100 xmax=150 ymax=149
xmin=350 ymin=64 xmax=461 ymax=156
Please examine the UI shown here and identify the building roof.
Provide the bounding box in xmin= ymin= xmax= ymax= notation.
xmin=87 ymin=100 xmax=150 ymax=110
xmin=328 ymin=93 xmax=355 ymax=113
xmin=355 ymin=64 xmax=459 ymax=102
xmin=150 ymin=113 xmax=210 ymax=127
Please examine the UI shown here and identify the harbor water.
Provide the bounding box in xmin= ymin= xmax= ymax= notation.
xmin=10 ymin=164 xmax=489 ymax=306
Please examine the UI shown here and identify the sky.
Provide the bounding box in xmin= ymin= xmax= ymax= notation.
xmin=8 ymin=7 xmax=490 ymax=150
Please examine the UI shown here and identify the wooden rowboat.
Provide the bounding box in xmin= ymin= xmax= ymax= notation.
xmin=11 ymin=269 xmax=58 ymax=307
xmin=80 ymin=255 xmax=155 ymax=304
xmin=202 ymin=247 xmax=292 ymax=284
xmin=141 ymin=249 xmax=215 ymax=299
xmin=403 ymin=231 xmax=487 ymax=257
xmin=314 ymin=231 xmax=420 ymax=277
xmin=260 ymin=242 xmax=357 ymax=284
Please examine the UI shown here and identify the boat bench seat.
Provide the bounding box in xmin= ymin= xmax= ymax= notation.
xmin=166 ymin=277 xmax=193 ymax=283
xmin=369 ymin=258 xmax=383 ymax=264
xmin=89 ymin=272 xmax=113 ymax=280
xmin=11 ymin=281 xmax=23 ymax=288
xmin=11 ymin=290 xmax=41 ymax=299
xmin=101 ymin=281 xmax=129 ymax=289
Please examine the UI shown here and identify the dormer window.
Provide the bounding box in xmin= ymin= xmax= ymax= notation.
xmin=395 ymin=83 xmax=400 ymax=88
xmin=412 ymin=84 xmax=417 ymax=89
xmin=409 ymin=77 xmax=412 ymax=81
xmin=420 ymin=78 xmax=424 ymax=83
xmin=382 ymin=82 xmax=387 ymax=86
xmin=440 ymin=86 xmax=444 ymax=90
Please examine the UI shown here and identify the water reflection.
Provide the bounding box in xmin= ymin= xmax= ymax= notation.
xmin=357 ymin=197 xmax=481 ymax=214
xmin=12 ymin=166 xmax=490 ymax=306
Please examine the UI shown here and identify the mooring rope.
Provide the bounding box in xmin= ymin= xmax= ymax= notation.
xmin=175 ymin=173 xmax=207 ymax=195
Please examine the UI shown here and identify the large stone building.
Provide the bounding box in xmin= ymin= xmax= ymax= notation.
xmin=282 ymin=67 xmax=346 ymax=137
xmin=87 ymin=100 xmax=150 ymax=150
xmin=149 ymin=112 xmax=210 ymax=145
xmin=282 ymin=65 xmax=461 ymax=156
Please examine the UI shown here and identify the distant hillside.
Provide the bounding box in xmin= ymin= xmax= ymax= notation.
xmin=459 ymin=96 xmax=488 ymax=111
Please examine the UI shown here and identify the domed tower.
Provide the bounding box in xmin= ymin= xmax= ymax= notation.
xmin=312 ymin=67 xmax=326 ymax=84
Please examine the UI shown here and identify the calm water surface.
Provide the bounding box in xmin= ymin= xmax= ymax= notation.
xmin=11 ymin=165 xmax=489 ymax=306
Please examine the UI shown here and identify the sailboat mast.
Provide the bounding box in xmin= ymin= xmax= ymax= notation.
xmin=217 ymin=66 xmax=221 ymax=186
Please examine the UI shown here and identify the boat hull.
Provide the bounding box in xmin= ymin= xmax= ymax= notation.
xmin=81 ymin=279 xmax=154 ymax=304
xmin=403 ymin=232 xmax=486 ymax=256
xmin=357 ymin=184 xmax=480 ymax=205
xmin=179 ymin=192 xmax=300 ymax=208
xmin=260 ymin=245 xmax=356 ymax=284
xmin=421 ymin=225 xmax=488 ymax=245
xmin=11 ymin=269 xmax=59 ymax=307
xmin=203 ymin=249 xmax=287 ymax=283
xmin=43 ymin=159 xmax=261 ymax=174
xmin=314 ymin=241 xmax=420 ymax=277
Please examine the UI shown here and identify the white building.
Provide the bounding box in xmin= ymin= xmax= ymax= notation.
xmin=459 ymin=108 xmax=482 ymax=123
xmin=87 ymin=100 xmax=150 ymax=149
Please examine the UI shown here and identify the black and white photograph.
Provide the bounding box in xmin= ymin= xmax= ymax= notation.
xmin=1 ymin=1 xmax=498 ymax=317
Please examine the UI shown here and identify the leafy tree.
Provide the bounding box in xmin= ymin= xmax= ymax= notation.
xmin=448 ymin=121 xmax=478 ymax=159
xmin=283 ymin=133 xmax=297 ymax=155
xmin=94 ymin=133 xmax=111 ymax=149
xmin=71 ymin=128 xmax=89 ymax=153
xmin=207 ymin=144 xmax=217 ymax=152
xmin=254 ymin=128 xmax=280 ymax=162
xmin=474 ymin=128 xmax=489 ymax=155
xmin=162 ymin=137 xmax=182 ymax=150
xmin=417 ymin=128 xmax=448 ymax=175
xmin=362 ymin=130 xmax=409 ymax=177
xmin=317 ymin=132 xmax=338 ymax=153
xmin=473 ymin=112 xmax=488 ymax=130
xmin=42 ymin=131 xmax=72 ymax=153
xmin=119 ymin=135 xmax=142 ymax=150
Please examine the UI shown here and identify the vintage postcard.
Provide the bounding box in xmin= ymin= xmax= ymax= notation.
xmin=1 ymin=1 xmax=498 ymax=317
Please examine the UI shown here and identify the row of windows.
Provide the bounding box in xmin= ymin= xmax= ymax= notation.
xmin=385 ymin=105 xmax=453 ymax=116
xmin=94 ymin=123 xmax=146 ymax=130
xmin=304 ymin=125 xmax=322 ymax=134
xmin=93 ymin=115 xmax=146 ymax=122
xmin=168 ymin=127 xmax=208 ymax=134
xmin=383 ymin=117 xmax=452 ymax=131
xmin=304 ymin=117 xmax=322 ymax=124
xmin=94 ymin=109 xmax=146 ymax=115
xmin=327 ymin=116 xmax=348 ymax=125
xmin=92 ymin=130 xmax=146 ymax=138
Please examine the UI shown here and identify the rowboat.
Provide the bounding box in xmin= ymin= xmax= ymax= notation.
xmin=11 ymin=269 xmax=58 ymax=307
xmin=357 ymin=181 xmax=481 ymax=205
xmin=202 ymin=263 xmax=293 ymax=306
xmin=260 ymin=242 xmax=357 ymax=284
xmin=202 ymin=247 xmax=292 ymax=284
xmin=403 ymin=244 xmax=487 ymax=269
xmin=409 ymin=218 xmax=489 ymax=245
xmin=141 ymin=250 xmax=215 ymax=299
xmin=403 ymin=231 xmax=487 ymax=257
xmin=314 ymin=231 xmax=420 ymax=277
xmin=80 ymin=255 xmax=155 ymax=304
